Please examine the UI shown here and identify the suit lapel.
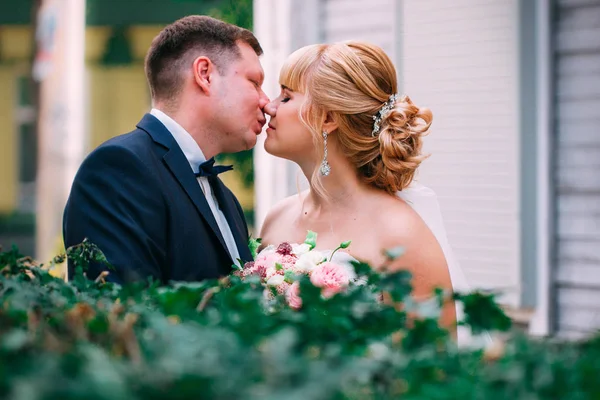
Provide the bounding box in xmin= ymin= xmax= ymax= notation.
xmin=209 ymin=177 xmax=252 ymax=263
xmin=136 ymin=114 xmax=230 ymax=256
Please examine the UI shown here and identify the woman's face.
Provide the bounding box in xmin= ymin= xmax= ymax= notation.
xmin=263 ymin=86 xmax=316 ymax=163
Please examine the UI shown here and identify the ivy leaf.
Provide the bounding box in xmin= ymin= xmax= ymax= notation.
xmin=248 ymin=236 xmax=262 ymax=260
xmin=458 ymin=291 xmax=512 ymax=333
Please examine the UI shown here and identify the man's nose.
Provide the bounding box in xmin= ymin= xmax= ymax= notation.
xmin=259 ymin=89 xmax=271 ymax=110
xmin=263 ymin=100 xmax=277 ymax=117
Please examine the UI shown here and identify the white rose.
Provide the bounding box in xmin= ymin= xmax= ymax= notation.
xmin=295 ymin=250 xmax=325 ymax=273
xmin=291 ymin=243 xmax=311 ymax=257
xmin=257 ymin=245 xmax=276 ymax=258
xmin=266 ymin=274 xmax=285 ymax=286
xmin=265 ymin=265 xmax=278 ymax=279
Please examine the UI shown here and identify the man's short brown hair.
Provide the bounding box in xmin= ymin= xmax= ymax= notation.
xmin=145 ymin=15 xmax=263 ymax=102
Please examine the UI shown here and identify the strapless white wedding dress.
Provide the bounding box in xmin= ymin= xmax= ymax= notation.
xmin=328 ymin=182 xmax=492 ymax=349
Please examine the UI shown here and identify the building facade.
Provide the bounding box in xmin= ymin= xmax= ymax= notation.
xmin=254 ymin=0 xmax=600 ymax=338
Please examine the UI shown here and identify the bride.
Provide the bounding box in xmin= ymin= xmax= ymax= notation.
xmin=259 ymin=41 xmax=483 ymax=344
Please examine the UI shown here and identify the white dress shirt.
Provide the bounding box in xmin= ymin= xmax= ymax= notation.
xmin=150 ymin=108 xmax=241 ymax=263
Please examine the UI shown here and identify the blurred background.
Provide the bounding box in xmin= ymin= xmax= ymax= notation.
xmin=0 ymin=0 xmax=598 ymax=339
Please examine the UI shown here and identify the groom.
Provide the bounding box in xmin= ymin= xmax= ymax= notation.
xmin=63 ymin=16 xmax=269 ymax=284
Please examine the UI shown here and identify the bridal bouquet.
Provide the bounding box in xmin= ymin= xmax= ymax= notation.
xmin=236 ymin=231 xmax=355 ymax=309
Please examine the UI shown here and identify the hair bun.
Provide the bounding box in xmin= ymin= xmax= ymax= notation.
xmin=366 ymin=96 xmax=432 ymax=193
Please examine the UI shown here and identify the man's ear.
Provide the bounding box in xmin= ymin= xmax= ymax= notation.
xmin=322 ymin=112 xmax=339 ymax=135
xmin=192 ymin=56 xmax=215 ymax=94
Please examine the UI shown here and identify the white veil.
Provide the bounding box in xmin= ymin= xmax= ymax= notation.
xmin=397 ymin=182 xmax=492 ymax=348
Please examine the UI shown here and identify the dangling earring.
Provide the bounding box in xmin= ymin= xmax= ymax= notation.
xmin=320 ymin=131 xmax=331 ymax=176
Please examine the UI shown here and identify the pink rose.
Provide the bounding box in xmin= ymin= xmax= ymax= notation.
xmin=264 ymin=254 xmax=298 ymax=279
xmin=253 ymin=253 xmax=281 ymax=279
xmin=310 ymin=262 xmax=351 ymax=298
xmin=286 ymin=281 xmax=302 ymax=309
xmin=242 ymin=261 xmax=266 ymax=278
xmin=276 ymin=281 xmax=291 ymax=296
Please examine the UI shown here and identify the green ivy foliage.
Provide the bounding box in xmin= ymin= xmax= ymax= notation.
xmin=0 ymin=242 xmax=599 ymax=399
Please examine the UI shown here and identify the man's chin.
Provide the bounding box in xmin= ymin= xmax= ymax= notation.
xmin=244 ymin=137 xmax=258 ymax=151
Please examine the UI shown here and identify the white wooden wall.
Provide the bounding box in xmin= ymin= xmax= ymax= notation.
xmin=322 ymin=0 xmax=398 ymax=60
xmin=401 ymin=0 xmax=522 ymax=306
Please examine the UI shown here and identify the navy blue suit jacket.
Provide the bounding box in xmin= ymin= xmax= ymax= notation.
xmin=63 ymin=113 xmax=253 ymax=284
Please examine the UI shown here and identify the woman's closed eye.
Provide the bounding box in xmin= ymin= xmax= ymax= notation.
xmin=279 ymin=90 xmax=291 ymax=103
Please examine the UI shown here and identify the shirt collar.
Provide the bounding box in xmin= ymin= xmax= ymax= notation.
xmin=150 ymin=108 xmax=207 ymax=170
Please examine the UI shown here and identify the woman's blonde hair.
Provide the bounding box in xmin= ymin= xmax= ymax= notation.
xmin=279 ymin=41 xmax=432 ymax=196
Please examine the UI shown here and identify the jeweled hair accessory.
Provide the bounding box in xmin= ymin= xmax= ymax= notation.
xmin=372 ymin=94 xmax=400 ymax=137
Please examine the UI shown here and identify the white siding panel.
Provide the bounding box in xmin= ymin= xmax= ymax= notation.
xmin=558 ymin=239 xmax=600 ymax=266
xmin=558 ymin=214 xmax=600 ymax=240
xmin=559 ymin=287 xmax=600 ymax=307
xmin=558 ymin=167 xmax=600 ymax=193
xmin=554 ymin=2 xmax=600 ymax=337
xmin=557 ymin=121 xmax=600 ymax=146
xmin=557 ymin=99 xmax=600 ymax=121
xmin=558 ymin=262 xmax=600 ymax=286
xmin=558 ymin=147 xmax=600 ymax=168
xmin=557 ymin=75 xmax=600 ymax=99
xmin=558 ymin=53 xmax=600 ymax=74
xmin=558 ymin=194 xmax=600 ymax=214
xmin=403 ymin=0 xmax=521 ymax=306
xmin=557 ymin=306 xmax=600 ymax=333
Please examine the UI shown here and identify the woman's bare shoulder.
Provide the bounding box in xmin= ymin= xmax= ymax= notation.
xmin=377 ymin=195 xmax=448 ymax=275
xmin=375 ymin=194 xmax=430 ymax=239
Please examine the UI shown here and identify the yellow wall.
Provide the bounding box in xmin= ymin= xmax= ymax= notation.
xmin=0 ymin=26 xmax=32 ymax=60
xmin=0 ymin=25 xmax=31 ymax=213
xmin=0 ymin=66 xmax=16 ymax=212
xmin=87 ymin=65 xmax=150 ymax=150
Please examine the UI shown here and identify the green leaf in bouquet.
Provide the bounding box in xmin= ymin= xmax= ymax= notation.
xmin=329 ymin=240 xmax=352 ymax=261
xmin=232 ymin=258 xmax=244 ymax=271
xmin=284 ymin=270 xmax=295 ymax=284
xmin=304 ymin=230 xmax=318 ymax=250
xmin=248 ymin=236 xmax=262 ymax=259
xmin=275 ymin=262 xmax=283 ymax=271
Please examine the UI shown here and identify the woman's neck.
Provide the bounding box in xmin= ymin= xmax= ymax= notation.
xmin=299 ymin=154 xmax=367 ymax=214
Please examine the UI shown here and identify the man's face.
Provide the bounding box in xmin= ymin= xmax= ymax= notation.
xmin=213 ymin=42 xmax=269 ymax=153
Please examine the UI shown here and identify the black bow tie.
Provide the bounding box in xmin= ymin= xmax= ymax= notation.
xmin=194 ymin=158 xmax=234 ymax=178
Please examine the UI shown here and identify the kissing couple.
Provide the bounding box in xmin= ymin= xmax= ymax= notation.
xmin=64 ymin=16 xmax=476 ymax=344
